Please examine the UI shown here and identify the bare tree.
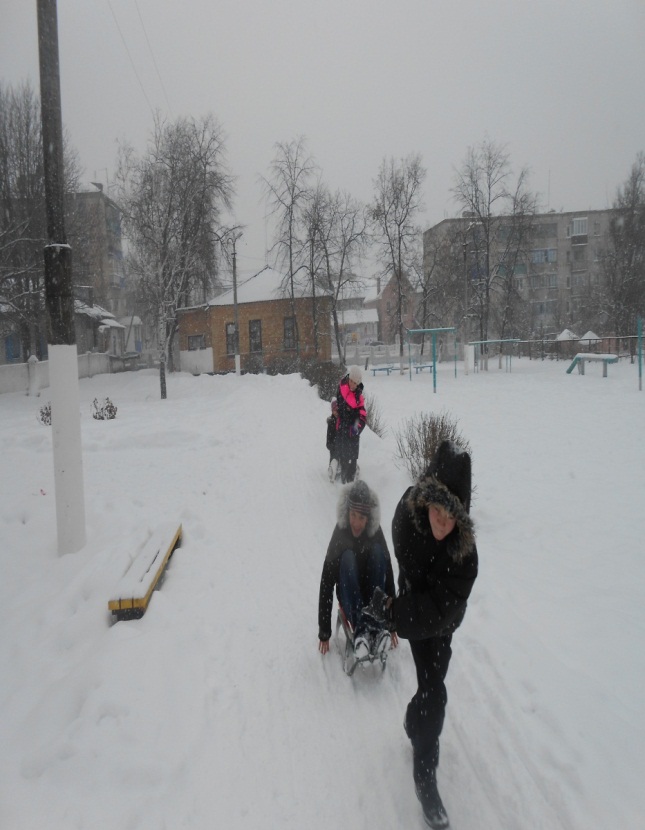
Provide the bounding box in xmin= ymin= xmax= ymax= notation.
xmin=452 ymin=139 xmax=536 ymax=345
xmin=115 ymin=112 xmax=233 ymax=398
xmin=418 ymin=226 xmax=462 ymax=348
xmin=262 ymin=136 xmax=318 ymax=354
xmin=305 ymin=186 xmax=369 ymax=361
xmin=490 ymin=170 xmax=537 ymax=340
xmin=371 ymin=154 xmax=426 ymax=356
xmin=600 ymin=152 xmax=645 ymax=334
xmin=0 ymin=80 xmax=80 ymax=358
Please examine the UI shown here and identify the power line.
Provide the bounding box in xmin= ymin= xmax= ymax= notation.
xmin=133 ymin=0 xmax=172 ymax=114
xmin=106 ymin=0 xmax=155 ymax=118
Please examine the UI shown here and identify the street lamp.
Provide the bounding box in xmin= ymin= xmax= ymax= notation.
xmin=227 ymin=232 xmax=243 ymax=375
xmin=463 ymin=237 xmax=471 ymax=375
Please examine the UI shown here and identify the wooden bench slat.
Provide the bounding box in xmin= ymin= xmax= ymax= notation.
xmin=108 ymin=522 xmax=182 ymax=618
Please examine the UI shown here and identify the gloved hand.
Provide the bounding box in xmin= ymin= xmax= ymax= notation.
xmin=362 ymin=587 xmax=392 ymax=628
xmin=350 ymin=422 xmax=360 ymax=436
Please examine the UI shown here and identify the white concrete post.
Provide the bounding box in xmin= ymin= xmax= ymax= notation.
xmin=49 ymin=344 xmax=86 ymax=555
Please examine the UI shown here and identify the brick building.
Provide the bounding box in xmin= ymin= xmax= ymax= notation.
xmin=177 ymin=266 xmax=332 ymax=374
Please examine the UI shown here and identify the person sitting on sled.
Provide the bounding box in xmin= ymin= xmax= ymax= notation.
xmin=317 ymin=480 xmax=398 ymax=659
xmin=332 ymin=365 xmax=367 ymax=484
xmin=326 ymin=397 xmax=340 ymax=480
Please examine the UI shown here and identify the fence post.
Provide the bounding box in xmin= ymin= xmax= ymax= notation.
xmin=27 ymin=354 xmax=40 ymax=396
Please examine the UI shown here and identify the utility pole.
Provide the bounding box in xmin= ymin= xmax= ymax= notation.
xmin=37 ymin=0 xmax=86 ymax=554
xmin=228 ymin=232 xmax=242 ymax=375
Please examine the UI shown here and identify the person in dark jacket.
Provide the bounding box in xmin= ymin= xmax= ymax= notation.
xmin=318 ymin=480 xmax=398 ymax=659
xmin=326 ymin=397 xmax=340 ymax=481
xmin=363 ymin=440 xmax=477 ymax=829
xmin=333 ymin=366 xmax=367 ymax=484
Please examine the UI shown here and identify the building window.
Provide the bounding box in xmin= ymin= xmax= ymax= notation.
xmin=533 ymin=222 xmax=558 ymax=239
xmin=188 ymin=334 xmax=205 ymax=351
xmin=573 ymin=247 xmax=586 ymax=263
xmin=225 ymin=322 xmax=236 ymax=355
xmin=283 ymin=317 xmax=296 ymax=350
xmin=5 ymin=333 xmax=21 ymax=361
xmin=547 ymin=273 xmax=558 ymax=288
xmin=531 ymin=248 xmax=557 ymax=264
xmin=572 ymin=217 xmax=587 ymax=236
xmin=249 ymin=319 xmax=262 ymax=353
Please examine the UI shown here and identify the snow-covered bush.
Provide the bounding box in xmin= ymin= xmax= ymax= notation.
xmin=365 ymin=393 xmax=386 ymax=438
xmin=37 ymin=402 xmax=51 ymax=426
xmin=91 ymin=397 xmax=117 ymax=420
xmin=394 ymin=409 xmax=470 ymax=482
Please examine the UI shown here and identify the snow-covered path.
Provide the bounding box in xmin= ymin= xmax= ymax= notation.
xmin=1 ymin=361 xmax=643 ymax=829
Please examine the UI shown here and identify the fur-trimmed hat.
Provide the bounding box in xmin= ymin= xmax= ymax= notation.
xmin=348 ymin=365 xmax=363 ymax=384
xmin=427 ymin=440 xmax=472 ymax=514
xmin=337 ymin=480 xmax=380 ymax=537
xmin=406 ymin=440 xmax=475 ymax=561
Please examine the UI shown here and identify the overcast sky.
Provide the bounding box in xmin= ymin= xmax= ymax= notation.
xmin=3 ymin=0 xmax=645 ymax=280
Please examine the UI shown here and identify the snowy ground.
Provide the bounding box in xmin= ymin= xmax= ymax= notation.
xmin=1 ymin=357 xmax=643 ymax=830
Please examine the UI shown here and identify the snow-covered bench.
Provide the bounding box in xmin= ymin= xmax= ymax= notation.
xmin=371 ymin=365 xmax=394 ymax=376
xmin=108 ymin=522 xmax=182 ymax=621
xmin=566 ymin=353 xmax=618 ymax=378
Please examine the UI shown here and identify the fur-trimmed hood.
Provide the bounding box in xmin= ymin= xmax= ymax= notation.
xmin=336 ymin=481 xmax=381 ymax=538
xmin=406 ymin=441 xmax=475 ymax=563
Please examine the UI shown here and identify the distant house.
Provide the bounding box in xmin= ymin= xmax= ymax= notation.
xmin=74 ymin=289 xmax=125 ymax=356
xmin=334 ymin=307 xmax=380 ymax=345
xmin=177 ymin=266 xmax=333 ymax=374
xmin=363 ymin=273 xmax=419 ymax=344
xmin=0 ymin=288 xmax=125 ymax=365
xmin=333 ymin=279 xmax=380 ymax=345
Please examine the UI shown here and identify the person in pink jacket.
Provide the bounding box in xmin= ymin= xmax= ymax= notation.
xmin=333 ymin=365 xmax=367 ymax=483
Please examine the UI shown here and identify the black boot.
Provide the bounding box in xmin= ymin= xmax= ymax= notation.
xmin=415 ymin=769 xmax=450 ymax=829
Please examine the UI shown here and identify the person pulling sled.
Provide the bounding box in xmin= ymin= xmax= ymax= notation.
xmin=359 ymin=441 xmax=478 ymax=828
xmin=317 ymin=480 xmax=397 ymax=674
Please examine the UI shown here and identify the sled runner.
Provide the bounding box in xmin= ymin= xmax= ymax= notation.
xmin=335 ymin=604 xmax=390 ymax=676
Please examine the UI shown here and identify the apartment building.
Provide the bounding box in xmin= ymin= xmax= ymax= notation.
xmin=423 ymin=208 xmax=615 ymax=337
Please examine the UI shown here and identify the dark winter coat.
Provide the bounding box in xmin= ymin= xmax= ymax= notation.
xmin=333 ymin=376 xmax=367 ymax=463
xmin=318 ymin=484 xmax=395 ymax=642
xmin=391 ymin=464 xmax=478 ymax=642
xmin=326 ymin=416 xmax=337 ymax=454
